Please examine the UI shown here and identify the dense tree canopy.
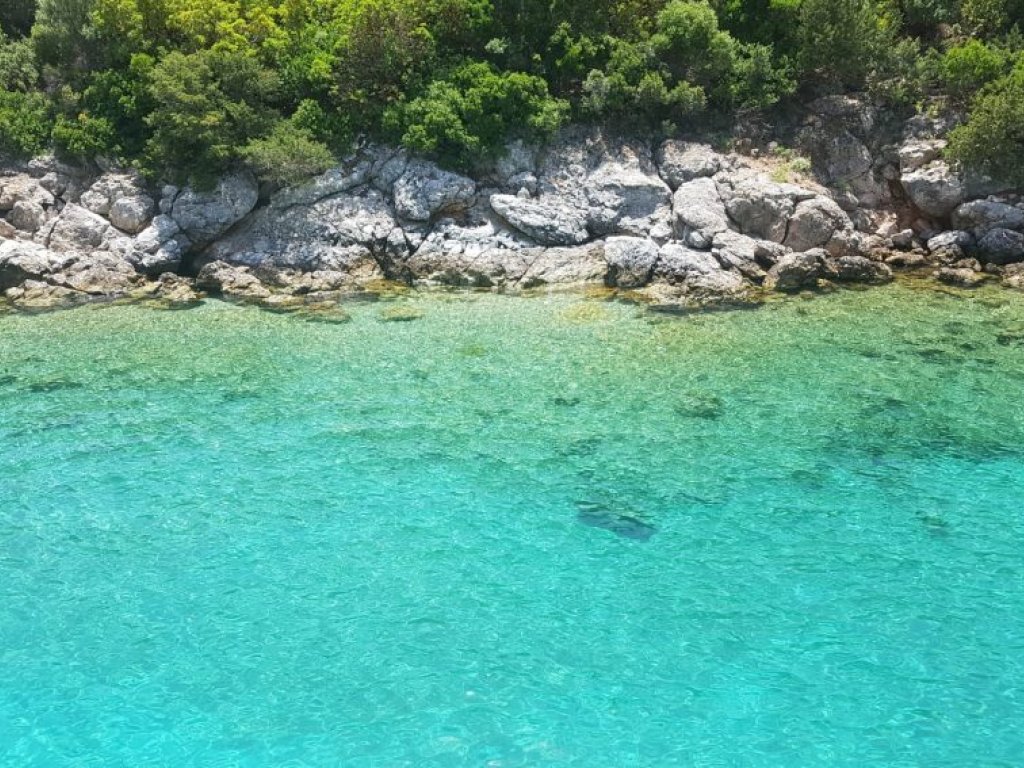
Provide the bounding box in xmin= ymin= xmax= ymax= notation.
xmin=0 ymin=0 xmax=1021 ymax=183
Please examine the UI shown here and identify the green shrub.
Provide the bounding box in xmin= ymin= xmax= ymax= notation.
xmin=51 ymin=112 xmax=118 ymax=158
xmin=387 ymin=62 xmax=568 ymax=168
xmin=241 ymin=120 xmax=335 ymax=185
xmin=0 ymin=90 xmax=52 ymax=157
xmin=143 ymin=49 xmax=280 ymax=183
xmin=940 ymin=39 xmax=1011 ymax=100
xmin=947 ymin=63 xmax=1024 ymax=185
xmin=960 ymin=0 xmax=1010 ymax=38
xmin=0 ymin=31 xmax=37 ymax=91
xmin=290 ymin=98 xmax=352 ymax=151
xmin=652 ymin=0 xmax=738 ymax=102
xmin=867 ymin=36 xmax=928 ymax=106
xmin=0 ymin=0 xmax=36 ymax=37
xmin=797 ymin=0 xmax=894 ymax=88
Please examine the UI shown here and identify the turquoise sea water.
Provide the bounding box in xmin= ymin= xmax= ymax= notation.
xmin=2 ymin=282 xmax=1024 ymax=766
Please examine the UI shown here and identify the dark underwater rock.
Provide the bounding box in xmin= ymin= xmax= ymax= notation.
xmin=576 ymin=500 xmax=657 ymax=541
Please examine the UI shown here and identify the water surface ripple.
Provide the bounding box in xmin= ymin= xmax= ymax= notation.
xmin=2 ymin=284 xmax=1023 ymax=766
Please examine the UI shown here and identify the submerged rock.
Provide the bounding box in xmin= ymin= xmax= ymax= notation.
xmin=576 ymin=500 xmax=656 ymax=542
xmin=379 ymin=304 xmax=424 ymax=322
xmin=936 ymin=267 xmax=988 ymax=288
xmin=675 ymin=390 xmax=725 ymax=419
xmin=147 ymin=273 xmax=204 ymax=309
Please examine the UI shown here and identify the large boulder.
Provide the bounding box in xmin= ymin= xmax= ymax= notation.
xmin=784 ymin=196 xmax=851 ymax=252
xmin=57 ymin=251 xmax=140 ymax=295
xmin=655 ymin=242 xmax=746 ymax=294
xmin=0 ymin=240 xmax=59 ymax=289
xmin=272 ymin=163 xmax=373 ymax=209
xmin=2 ymin=241 xmax=141 ymax=302
xmin=976 ymin=228 xmax=1024 ymax=265
xmin=825 ymin=254 xmax=893 ymax=284
xmin=724 ymin=178 xmax=816 ymax=243
xmin=951 ymin=200 xmax=1024 ymax=235
xmin=926 ymin=230 xmax=974 ymax=264
xmin=134 ymin=214 xmax=182 ymax=254
xmin=898 ymin=140 xmax=946 ymax=173
xmin=672 ymin=177 xmax=729 ymax=248
xmin=583 ymin=160 xmax=672 ymax=238
xmin=204 ymin=188 xmax=397 ymax=279
xmin=171 ymin=171 xmax=259 ymax=245
xmin=406 ymin=213 xmax=532 ymax=287
xmin=0 ymin=174 xmax=55 ymax=211
xmin=711 ymin=230 xmax=773 ymax=281
xmin=489 ymin=194 xmax=589 ymax=246
xmin=800 ymin=125 xmax=882 ymax=207
xmin=80 ymin=173 xmax=147 ymax=216
xmin=655 ymin=141 xmax=723 ymax=190
xmin=901 ymin=162 xmax=963 ymax=218
xmin=45 ymin=204 xmax=111 ymax=252
xmin=763 ymin=249 xmax=824 ymax=292
xmin=518 ymin=244 xmax=607 ymax=287
xmin=196 ymin=261 xmax=272 ymax=301
xmin=8 ymin=200 xmax=46 ymax=233
xmin=408 ymin=242 xmax=532 ymax=288
xmin=604 ymin=236 xmax=659 ymax=288
xmin=109 ymin=194 xmax=156 ymax=234
xmin=125 ymin=215 xmax=190 ymax=275
xmin=392 ymin=160 xmax=476 ymax=221
xmin=531 ymin=128 xmax=670 ymax=239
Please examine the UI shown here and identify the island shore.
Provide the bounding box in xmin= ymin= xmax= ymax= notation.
xmin=3 ymin=98 xmax=1023 ymax=316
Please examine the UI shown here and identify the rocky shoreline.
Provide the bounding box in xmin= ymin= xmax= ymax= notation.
xmin=2 ymin=96 xmax=1023 ymax=316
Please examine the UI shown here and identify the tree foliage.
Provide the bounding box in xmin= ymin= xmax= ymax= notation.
xmin=948 ymin=61 xmax=1024 ymax=185
xmin=388 ymin=62 xmax=568 ymax=166
xmin=1 ymin=0 xmax=1022 ymax=177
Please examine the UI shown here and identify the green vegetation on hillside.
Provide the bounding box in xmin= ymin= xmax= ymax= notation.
xmin=1 ymin=0 xmax=1022 ymax=182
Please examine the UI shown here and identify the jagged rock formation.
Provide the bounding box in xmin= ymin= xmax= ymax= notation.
xmin=3 ymin=99 xmax=1024 ymax=313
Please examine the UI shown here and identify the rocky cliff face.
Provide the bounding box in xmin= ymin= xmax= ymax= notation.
xmin=2 ymin=97 xmax=1022 ymax=313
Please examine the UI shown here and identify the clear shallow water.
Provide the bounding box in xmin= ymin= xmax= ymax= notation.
xmin=1 ymin=283 xmax=1024 ymax=767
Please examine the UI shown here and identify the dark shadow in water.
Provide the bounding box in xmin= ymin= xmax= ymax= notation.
xmin=674 ymin=390 xmax=725 ymax=420
xmin=915 ymin=511 xmax=952 ymax=538
xmin=558 ymin=436 xmax=604 ymax=459
xmin=25 ymin=378 xmax=84 ymax=393
xmin=575 ymin=500 xmax=657 ymax=542
xmin=852 ymin=347 xmax=901 ymax=362
xmin=221 ymin=388 xmax=263 ymax=403
xmin=552 ymin=395 xmax=581 ymax=408
xmin=0 ymin=374 xmax=17 ymax=387
xmin=995 ymin=329 xmax=1024 ymax=348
